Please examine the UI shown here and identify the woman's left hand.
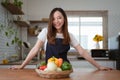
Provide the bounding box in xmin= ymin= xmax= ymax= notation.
xmin=98 ymin=66 xmax=113 ymax=71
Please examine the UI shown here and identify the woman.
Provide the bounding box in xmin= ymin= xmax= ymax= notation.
xmin=11 ymin=7 xmax=112 ymax=70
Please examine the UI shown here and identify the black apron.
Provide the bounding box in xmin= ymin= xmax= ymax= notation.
xmin=45 ymin=38 xmax=70 ymax=63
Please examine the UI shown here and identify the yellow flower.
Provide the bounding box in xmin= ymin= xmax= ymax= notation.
xmin=93 ymin=34 xmax=103 ymax=42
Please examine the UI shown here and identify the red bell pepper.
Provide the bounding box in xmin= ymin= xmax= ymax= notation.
xmin=39 ymin=65 xmax=47 ymax=70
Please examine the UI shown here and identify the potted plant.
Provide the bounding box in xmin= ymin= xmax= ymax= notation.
xmin=13 ymin=0 xmax=23 ymax=9
xmin=2 ymin=0 xmax=23 ymax=9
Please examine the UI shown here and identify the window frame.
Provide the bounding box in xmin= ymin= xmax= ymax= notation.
xmin=65 ymin=10 xmax=108 ymax=49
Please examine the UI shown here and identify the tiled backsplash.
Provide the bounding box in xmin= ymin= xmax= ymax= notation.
xmin=0 ymin=0 xmax=20 ymax=63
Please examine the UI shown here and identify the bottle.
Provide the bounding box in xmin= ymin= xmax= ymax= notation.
xmin=2 ymin=53 xmax=9 ymax=64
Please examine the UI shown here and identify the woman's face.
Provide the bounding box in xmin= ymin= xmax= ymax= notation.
xmin=52 ymin=11 xmax=64 ymax=33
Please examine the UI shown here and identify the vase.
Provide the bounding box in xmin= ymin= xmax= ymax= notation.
xmin=95 ymin=42 xmax=100 ymax=49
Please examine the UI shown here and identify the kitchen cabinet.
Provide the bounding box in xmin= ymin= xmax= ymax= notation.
xmin=116 ymin=60 xmax=120 ymax=70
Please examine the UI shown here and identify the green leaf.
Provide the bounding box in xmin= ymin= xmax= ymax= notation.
xmin=14 ymin=36 xmax=19 ymax=43
xmin=5 ymin=31 xmax=8 ymax=37
xmin=11 ymin=40 xmax=15 ymax=45
xmin=6 ymin=42 xmax=9 ymax=47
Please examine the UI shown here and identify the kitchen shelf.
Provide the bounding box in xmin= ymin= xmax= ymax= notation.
xmin=29 ymin=20 xmax=48 ymax=24
xmin=14 ymin=21 xmax=30 ymax=27
xmin=1 ymin=3 xmax=24 ymax=15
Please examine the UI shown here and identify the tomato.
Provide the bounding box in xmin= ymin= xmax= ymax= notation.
xmin=39 ymin=65 xmax=47 ymax=70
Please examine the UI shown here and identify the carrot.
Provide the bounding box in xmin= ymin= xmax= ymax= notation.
xmin=58 ymin=58 xmax=63 ymax=67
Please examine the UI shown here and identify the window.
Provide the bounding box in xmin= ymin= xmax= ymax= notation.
xmin=66 ymin=11 xmax=108 ymax=50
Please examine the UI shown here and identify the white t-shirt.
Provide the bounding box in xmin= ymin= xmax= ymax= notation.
xmin=37 ymin=28 xmax=79 ymax=48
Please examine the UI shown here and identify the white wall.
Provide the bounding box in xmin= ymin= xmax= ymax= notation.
xmin=23 ymin=0 xmax=120 ymax=49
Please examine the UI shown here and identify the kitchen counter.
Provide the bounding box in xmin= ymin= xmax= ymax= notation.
xmin=0 ymin=68 xmax=120 ymax=80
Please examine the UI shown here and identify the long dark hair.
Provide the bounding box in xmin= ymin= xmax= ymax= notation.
xmin=47 ymin=7 xmax=70 ymax=45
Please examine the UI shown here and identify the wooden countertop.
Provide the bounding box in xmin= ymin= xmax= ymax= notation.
xmin=0 ymin=68 xmax=120 ymax=80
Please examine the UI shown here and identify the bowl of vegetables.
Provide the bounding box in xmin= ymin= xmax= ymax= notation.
xmin=35 ymin=56 xmax=73 ymax=79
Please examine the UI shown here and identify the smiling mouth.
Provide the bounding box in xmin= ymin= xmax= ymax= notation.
xmin=54 ymin=24 xmax=60 ymax=27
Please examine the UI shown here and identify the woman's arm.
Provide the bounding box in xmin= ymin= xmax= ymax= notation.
xmin=74 ymin=45 xmax=112 ymax=70
xmin=10 ymin=39 xmax=44 ymax=69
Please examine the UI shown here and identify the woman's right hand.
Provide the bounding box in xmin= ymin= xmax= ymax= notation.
xmin=9 ymin=65 xmax=23 ymax=70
